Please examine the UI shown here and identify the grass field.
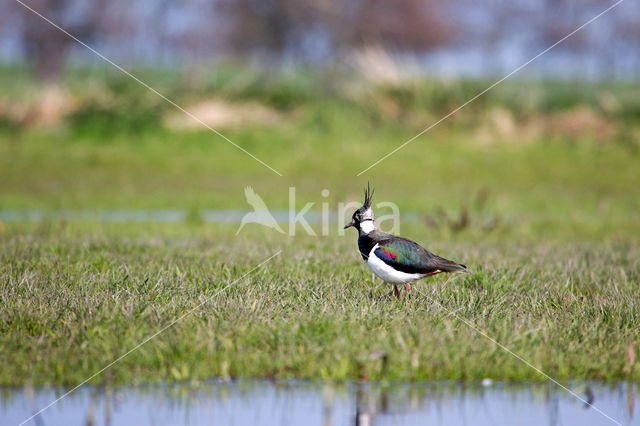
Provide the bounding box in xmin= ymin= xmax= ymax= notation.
xmin=2 ymin=222 xmax=639 ymax=386
xmin=1 ymin=70 xmax=639 ymax=386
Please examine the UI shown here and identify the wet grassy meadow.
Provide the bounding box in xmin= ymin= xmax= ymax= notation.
xmin=1 ymin=67 xmax=639 ymax=386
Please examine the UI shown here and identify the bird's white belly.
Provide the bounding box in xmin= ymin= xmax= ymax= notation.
xmin=366 ymin=244 xmax=424 ymax=284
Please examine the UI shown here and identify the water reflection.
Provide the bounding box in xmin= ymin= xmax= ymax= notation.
xmin=1 ymin=380 xmax=637 ymax=426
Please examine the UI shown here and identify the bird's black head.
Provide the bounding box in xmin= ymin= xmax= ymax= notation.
xmin=344 ymin=183 xmax=375 ymax=231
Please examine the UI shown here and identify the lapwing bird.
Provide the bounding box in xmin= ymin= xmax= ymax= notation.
xmin=344 ymin=185 xmax=467 ymax=298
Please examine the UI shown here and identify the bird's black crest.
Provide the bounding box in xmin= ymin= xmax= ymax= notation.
xmin=363 ymin=183 xmax=374 ymax=209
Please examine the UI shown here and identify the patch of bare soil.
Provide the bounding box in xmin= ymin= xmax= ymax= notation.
xmin=164 ymin=99 xmax=284 ymax=130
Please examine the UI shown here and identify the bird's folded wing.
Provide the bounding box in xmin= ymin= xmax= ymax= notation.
xmin=374 ymin=239 xmax=440 ymax=275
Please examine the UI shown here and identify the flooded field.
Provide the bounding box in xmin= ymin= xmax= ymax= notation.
xmin=2 ymin=381 xmax=637 ymax=426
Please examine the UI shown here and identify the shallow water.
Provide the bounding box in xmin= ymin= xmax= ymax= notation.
xmin=2 ymin=381 xmax=637 ymax=426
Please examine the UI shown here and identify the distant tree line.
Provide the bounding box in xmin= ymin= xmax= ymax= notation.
xmin=2 ymin=0 xmax=639 ymax=84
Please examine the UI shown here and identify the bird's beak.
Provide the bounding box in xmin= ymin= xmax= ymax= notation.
xmin=344 ymin=220 xmax=355 ymax=229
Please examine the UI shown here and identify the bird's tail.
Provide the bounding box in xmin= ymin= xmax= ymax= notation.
xmin=432 ymin=255 xmax=468 ymax=273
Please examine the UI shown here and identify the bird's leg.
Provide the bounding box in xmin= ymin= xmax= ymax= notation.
xmin=393 ymin=284 xmax=400 ymax=298
xmin=404 ymin=282 xmax=411 ymax=295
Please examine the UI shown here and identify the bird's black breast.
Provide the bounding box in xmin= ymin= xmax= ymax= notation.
xmin=357 ymin=234 xmax=377 ymax=261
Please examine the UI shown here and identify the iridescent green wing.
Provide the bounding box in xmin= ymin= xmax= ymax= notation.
xmin=374 ymin=238 xmax=436 ymax=274
xmin=375 ymin=238 xmax=467 ymax=274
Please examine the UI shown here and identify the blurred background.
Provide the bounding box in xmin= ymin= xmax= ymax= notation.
xmin=0 ymin=0 xmax=639 ymax=238
xmin=3 ymin=0 xmax=640 ymax=80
